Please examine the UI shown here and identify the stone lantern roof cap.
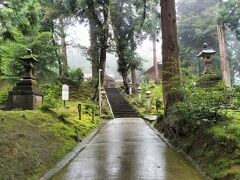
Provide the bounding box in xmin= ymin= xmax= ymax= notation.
xmin=145 ymin=90 xmax=151 ymax=94
xmin=197 ymin=43 xmax=216 ymax=57
xmin=19 ymin=49 xmax=38 ymax=62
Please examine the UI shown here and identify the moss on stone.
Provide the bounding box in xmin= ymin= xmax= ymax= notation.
xmin=196 ymin=74 xmax=222 ymax=88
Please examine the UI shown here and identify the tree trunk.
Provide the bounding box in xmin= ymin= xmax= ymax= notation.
xmin=51 ymin=21 xmax=63 ymax=76
xmin=99 ymin=0 xmax=110 ymax=86
xmin=122 ymin=71 xmax=129 ymax=94
xmin=89 ymin=18 xmax=99 ymax=80
xmin=59 ymin=16 xmax=68 ymax=76
xmin=160 ymin=0 xmax=184 ymax=114
xmin=217 ymin=24 xmax=231 ymax=87
xmin=152 ymin=33 xmax=159 ymax=84
xmin=131 ymin=65 xmax=137 ymax=92
xmin=87 ymin=0 xmax=110 ymax=101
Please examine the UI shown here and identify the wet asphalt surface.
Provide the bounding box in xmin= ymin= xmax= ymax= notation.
xmin=51 ymin=118 xmax=203 ymax=180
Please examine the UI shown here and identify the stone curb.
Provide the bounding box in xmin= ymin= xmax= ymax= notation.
xmin=40 ymin=120 xmax=109 ymax=180
xmin=143 ymin=117 xmax=210 ymax=180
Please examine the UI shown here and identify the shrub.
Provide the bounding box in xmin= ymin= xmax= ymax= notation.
xmin=0 ymin=90 xmax=8 ymax=106
xmin=230 ymin=86 xmax=240 ymax=109
xmin=84 ymin=104 xmax=95 ymax=114
xmin=172 ymin=83 xmax=230 ymax=136
xmin=69 ymin=68 xmax=84 ymax=87
xmin=40 ymin=85 xmax=60 ymax=111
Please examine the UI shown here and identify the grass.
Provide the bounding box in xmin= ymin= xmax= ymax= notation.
xmin=0 ymin=80 xmax=110 ymax=179
xmin=0 ymin=100 xmax=103 ymax=179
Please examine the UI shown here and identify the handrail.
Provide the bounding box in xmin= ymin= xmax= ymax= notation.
xmin=104 ymin=90 xmax=115 ymax=119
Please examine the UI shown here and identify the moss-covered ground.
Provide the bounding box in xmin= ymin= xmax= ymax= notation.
xmin=0 ymin=101 xmax=103 ymax=179
xmin=0 ymin=81 xmax=111 ymax=179
xmin=207 ymin=110 xmax=240 ymax=179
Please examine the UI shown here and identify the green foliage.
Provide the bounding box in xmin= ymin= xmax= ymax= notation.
xmin=0 ymin=29 xmax=59 ymax=82
xmin=0 ymin=90 xmax=8 ymax=106
xmin=172 ymin=82 xmax=231 ymax=136
xmin=84 ymin=103 xmax=96 ymax=115
xmin=128 ymin=81 xmax=163 ymax=116
xmin=229 ymin=86 xmax=240 ymax=109
xmin=110 ymin=0 xmax=151 ymax=77
xmin=40 ymin=85 xmax=61 ymax=111
xmin=218 ymin=0 xmax=240 ymax=40
xmin=177 ymin=0 xmax=220 ymax=75
xmin=68 ymin=68 xmax=84 ymax=87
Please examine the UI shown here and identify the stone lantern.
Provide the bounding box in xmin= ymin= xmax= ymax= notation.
xmin=129 ymin=82 xmax=133 ymax=95
xmin=137 ymin=87 xmax=142 ymax=101
xmin=6 ymin=49 xmax=43 ymax=110
xmin=145 ymin=90 xmax=152 ymax=112
xmin=197 ymin=43 xmax=216 ymax=74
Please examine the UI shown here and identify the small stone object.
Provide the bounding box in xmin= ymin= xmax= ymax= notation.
xmin=129 ymin=82 xmax=133 ymax=95
xmin=137 ymin=87 xmax=142 ymax=101
xmin=145 ymin=91 xmax=152 ymax=112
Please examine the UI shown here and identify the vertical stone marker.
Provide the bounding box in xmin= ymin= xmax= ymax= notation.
xmin=62 ymin=84 xmax=69 ymax=107
xmin=129 ymin=82 xmax=133 ymax=95
xmin=146 ymin=90 xmax=152 ymax=112
xmin=6 ymin=49 xmax=43 ymax=110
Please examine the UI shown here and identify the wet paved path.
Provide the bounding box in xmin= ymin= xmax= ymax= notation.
xmin=52 ymin=118 xmax=203 ymax=180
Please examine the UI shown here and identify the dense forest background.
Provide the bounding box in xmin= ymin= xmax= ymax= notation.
xmin=0 ymin=0 xmax=239 ymax=85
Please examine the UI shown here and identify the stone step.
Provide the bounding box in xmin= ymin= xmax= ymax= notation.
xmin=105 ymin=88 xmax=139 ymax=118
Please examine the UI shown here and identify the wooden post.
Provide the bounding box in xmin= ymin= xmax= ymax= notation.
xmin=92 ymin=107 xmax=95 ymax=123
xmin=78 ymin=103 xmax=82 ymax=120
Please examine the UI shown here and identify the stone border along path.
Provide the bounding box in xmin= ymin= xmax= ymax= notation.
xmin=40 ymin=121 xmax=109 ymax=180
xmin=48 ymin=118 xmax=204 ymax=180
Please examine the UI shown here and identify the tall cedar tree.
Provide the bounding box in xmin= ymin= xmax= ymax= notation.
xmin=160 ymin=0 xmax=184 ymax=114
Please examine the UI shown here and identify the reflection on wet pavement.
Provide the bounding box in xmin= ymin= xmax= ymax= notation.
xmin=52 ymin=118 xmax=203 ymax=180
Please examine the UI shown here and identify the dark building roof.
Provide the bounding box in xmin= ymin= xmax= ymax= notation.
xmin=144 ymin=63 xmax=163 ymax=75
xmin=104 ymin=74 xmax=115 ymax=82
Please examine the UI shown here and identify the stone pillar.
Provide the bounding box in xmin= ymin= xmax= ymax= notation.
xmin=146 ymin=91 xmax=152 ymax=112
xmin=137 ymin=87 xmax=142 ymax=102
xmin=129 ymin=82 xmax=133 ymax=95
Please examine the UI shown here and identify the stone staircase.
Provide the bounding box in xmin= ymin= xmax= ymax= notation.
xmin=105 ymin=88 xmax=139 ymax=118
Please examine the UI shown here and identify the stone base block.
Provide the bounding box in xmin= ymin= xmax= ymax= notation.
xmin=6 ymin=79 xmax=43 ymax=110
xmin=6 ymin=92 xmax=43 ymax=110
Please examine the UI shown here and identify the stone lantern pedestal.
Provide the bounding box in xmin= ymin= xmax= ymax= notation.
xmin=6 ymin=50 xmax=43 ymax=110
